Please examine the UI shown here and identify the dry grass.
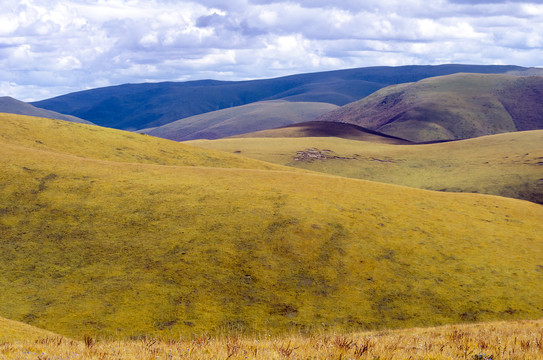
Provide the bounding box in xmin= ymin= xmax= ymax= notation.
xmin=2 ymin=113 xmax=543 ymax=338
xmin=0 ymin=112 xmax=290 ymax=170
xmin=1 ymin=319 xmax=542 ymax=359
xmin=187 ymin=130 xmax=543 ymax=204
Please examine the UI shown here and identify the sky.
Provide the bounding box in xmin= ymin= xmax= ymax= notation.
xmin=1 ymin=0 xmax=542 ymax=101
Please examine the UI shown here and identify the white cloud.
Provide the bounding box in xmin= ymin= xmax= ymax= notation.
xmin=0 ymin=0 xmax=542 ymax=101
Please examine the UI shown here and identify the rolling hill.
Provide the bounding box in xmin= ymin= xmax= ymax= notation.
xmin=230 ymin=121 xmax=412 ymax=144
xmin=1 ymin=113 xmax=542 ymax=339
xmin=30 ymin=64 xmax=527 ymax=131
xmin=0 ymin=113 xmax=288 ymax=170
xmin=315 ymin=73 xmax=543 ymax=142
xmin=0 ymin=97 xmax=92 ymax=124
xmin=187 ymin=130 xmax=543 ymax=204
xmin=139 ymin=100 xmax=338 ymax=141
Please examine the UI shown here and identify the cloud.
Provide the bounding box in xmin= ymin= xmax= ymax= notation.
xmin=0 ymin=0 xmax=542 ymax=101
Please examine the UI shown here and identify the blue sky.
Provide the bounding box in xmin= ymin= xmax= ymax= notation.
xmin=1 ymin=0 xmax=542 ymax=101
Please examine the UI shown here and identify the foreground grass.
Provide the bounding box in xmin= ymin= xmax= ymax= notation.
xmin=187 ymin=130 xmax=543 ymax=204
xmin=1 ymin=319 xmax=542 ymax=359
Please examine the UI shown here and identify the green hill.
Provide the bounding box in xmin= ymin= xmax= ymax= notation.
xmin=188 ymin=131 xmax=543 ymax=204
xmin=139 ymin=100 xmax=338 ymax=141
xmin=316 ymin=73 xmax=543 ymax=142
xmin=1 ymin=114 xmax=542 ymax=339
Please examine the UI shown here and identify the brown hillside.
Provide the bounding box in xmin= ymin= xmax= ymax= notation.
xmin=230 ymin=121 xmax=412 ymax=144
xmin=315 ymin=74 xmax=543 ymax=142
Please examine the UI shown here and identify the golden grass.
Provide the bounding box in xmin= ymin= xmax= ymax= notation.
xmin=0 ymin=317 xmax=57 ymax=342
xmin=1 ymin=114 xmax=543 ymax=339
xmin=0 ymin=112 xmax=290 ymax=170
xmin=186 ymin=130 xmax=543 ymax=204
xmin=1 ymin=318 xmax=542 ymax=359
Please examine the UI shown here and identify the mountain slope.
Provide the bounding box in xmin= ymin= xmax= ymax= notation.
xmin=230 ymin=121 xmax=412 ymax=144
xmin=1 ymin=114 xmax=542 ymax=339
xmin=30 ymin=65 xmax=527 ymax=130
xmin=140 ymin=100 xmax=338 ymax=141
xmin=187 ymin=130 xmax=543 ymax=204
xmin=316 ymin=73 xmax=543 ymax=142
xmin=0 ymin=97 xmax=92 ymax=124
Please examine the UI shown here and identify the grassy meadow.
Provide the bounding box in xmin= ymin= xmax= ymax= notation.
xmin=0 ymin=113 xmax=290 ymax=170
xmin=1 ymin=113 xmax=543 ymax=341
xmin=187 ymin=130 xmax=543 ymax=204
xmin=1 ymin=317 xmax=543 ymax=359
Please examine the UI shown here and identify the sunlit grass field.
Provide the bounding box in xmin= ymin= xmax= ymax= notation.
xmin=0 ymin=113 xmax=290 ymax=170
xmin=1 ymin=113 xmax=542 ymax=340
xmin=1 ymin=317 xmax=542 ymax=359
xmin=187 ymin=131 xmax=543 ymax=204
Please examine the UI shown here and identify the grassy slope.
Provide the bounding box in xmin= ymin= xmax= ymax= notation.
xmin=0 ymin=316 xmax=59 ymax=342
xmin=140 ymin=100 xmax=338 ymax=141
xmin=316 ymin=74 xmax=543 ymax=142
xmin=187 ymin=131 xmax=543 ymax=204
xmin=0 ymin=113 xmax=289 ymax=171
xmin=1 ymin=114 xmax=543 ymax=339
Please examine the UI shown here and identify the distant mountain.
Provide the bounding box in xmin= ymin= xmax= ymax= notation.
xmin=140 ymin=100 xmax=338 ymax=141
xmin=230 ymin=120 xmax=412 ymax=144
xmin=316 ymin=73 xmax=543 ymax=142
xmin=0 ymin=96 xmax=93 ymax=124
xmin=31 ymin=64 xmax=528 ymax=131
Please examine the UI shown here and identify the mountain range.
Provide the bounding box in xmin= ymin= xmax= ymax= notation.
xmin=30 ymin=64 xmax=529 ymax=131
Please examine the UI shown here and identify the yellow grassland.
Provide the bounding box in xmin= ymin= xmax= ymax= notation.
xmin=1 ymin=317 xmax=542 ymax=359
xmin=0 ymin=317 xmax=57 ymax=342
xmin=187 ymin=131 xmax=543 ymax=203
xmin=0 ymin=113 xmax=290 ymax=170
xmin=1 ymin=113 xmax=542 ymax=339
